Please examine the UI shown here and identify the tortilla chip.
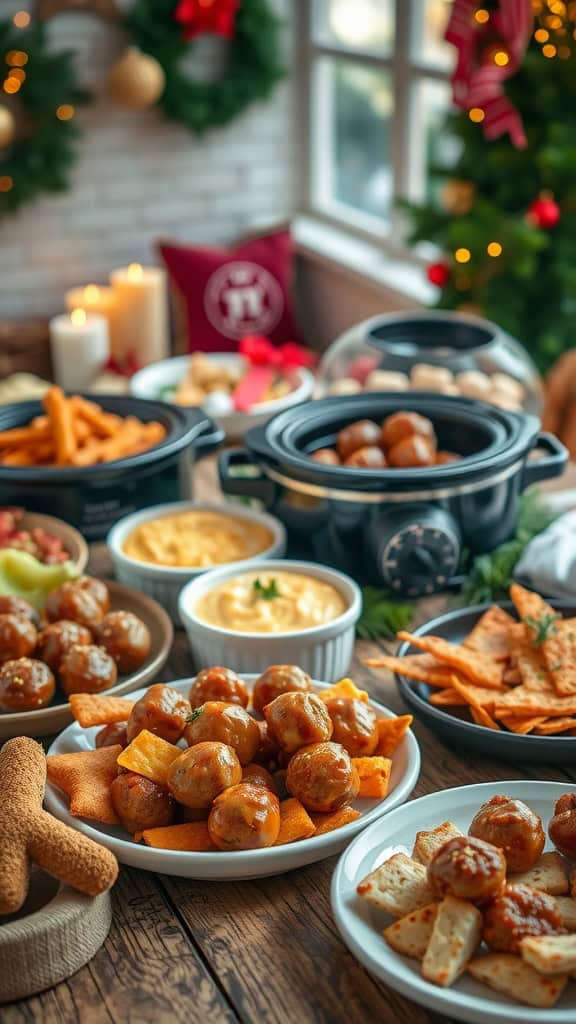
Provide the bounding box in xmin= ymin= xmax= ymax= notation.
xmin=542 ymin=625 xmax=576 ymax=696
xmin=117 ymin=729 xmax=181 ymax=787
xmin=503 ymin=666 xmax=521 ymax=686
xmin=449 ymin=676 xmax=500 ymax=729
xmin=510 ymin=582 xmax=555 ymax=630
xmin=374 ymin=715 xmax=413 ymax=757
xmin=356 ymin=853 xmax=437 ymax=917
xmin=508 ymin=852 xmax=569 ymax=895
xmin=396 ymin=632 xmax=504 ymax=689
xmin=142 ymin=821 xmax=216 ymax=852
xmin=498 ymin=714 xmax=548 ymax=735
xmin=68 ymin=693 xmax=135 ymax=728
xmin=467 ymin=953 xmax=568 ymax=1008
xmin=422 ymin=896 xmax=482 ymax=987
xmin=275 ymin=798 xmax=315 ymax=845
xmin=352 ymin=756 xmax=392 ymax=798
xmin=429 ymin=688 xmax=467 ymax=707
xmin=515 ymin=648 xmax=555 ymax=693
xmin=412 ymin=822 xmax=462 ymax=866
xmin=383 ymin=904 xmax=438 ymax=960
xmin=469 ymin=705 xmax=501 ymax=730
xmin=364 ymin=652 xmax=452 ymax=687
xmin=494 ymin=687 xmax=576 ymax=718
xmin=310 ymin=806 xmax=361 ymax=835
xmin=520 ymin=934 xmax=576 ymax=975
xmin=317 ymin=678 xmax=369 ymax=703
xmin=463 ymin=605 xmax=515 ymax=661
xmin=47 ymin=745 xmax=122 ymax=824
xmin=533 ymin=716 xmax=576 ymax=735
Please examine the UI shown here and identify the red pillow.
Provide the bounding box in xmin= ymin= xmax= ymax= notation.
xmin=159 ymin=229 xmax=301 ymax=353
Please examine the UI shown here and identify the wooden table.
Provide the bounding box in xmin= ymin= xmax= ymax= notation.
xmin=4 ymin=462 xmax=576 ymax=1024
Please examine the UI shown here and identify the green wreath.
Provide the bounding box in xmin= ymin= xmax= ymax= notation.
xmin=124 ymin=0 xmax=285 ymax=135
xmin=0 ymin=20 xmax=88 ymax=216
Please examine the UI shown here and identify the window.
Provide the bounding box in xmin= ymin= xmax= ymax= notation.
xmin=306 ymin=0 xmax=454 ymax=238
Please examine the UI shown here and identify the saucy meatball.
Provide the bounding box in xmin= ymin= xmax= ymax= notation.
xmin=59 ymin=644 xmax=118 ymax=696
xmin=311 ymin=448 xmax=341 ymax=466
xmin=344 ymin=446 xmax=387 ymax=469
xmin=0 ymin=613 xmax=37 ymax=663
xmin=184 ymin=701 xmax=259 ymax=765
xmin=336 ymin=420 xmax=381 ymax=461
xmin=0 ymin=595 xmax=38 ymax=624
xmin=483 ymin=884 xmax=565 ymax=953
xmin=45 ymin=578 xmax=107 ymax=629
xmin=36 ymin=620 xmax=92 ymax=672
xmin=286 ymin=741 xmax=359 ymax=813
xmin=469 ymin=794 xmax=545 ymax=872
xmin=427 ymin=835 xmax=506 ymax=903
xmin=94 ymin=611 xmax=151 ymax=673
xmin=167 ymin=741 xmax=241 ymax=808
xmin=324 ymin=697 xmax=378 ymax=757
xmin=264 ymin=692 xmax=333 ymax=754
xmin=386 ymin=435 xmax=436 ymax=468
xmin=253 ymin=719 xmax=280 ymax=765
xmin=110 ymin=771 xmax=175 ymax=834
xmin=95 ymin=721 xmax=128 ymax=749
xmin=380 ymin=411 xmax=435 ymax=452
xmin=189 ymin=666 xmax=249 ymax=709
xmin=549 ymin=793 xmax=576 ymax=859
xmin=252 ymin=664 xmax=312 ymax=714
xmin=242 ymin=762 xmax=277 ymax=792
xmin=208 ymin=782 xmax=281 ymax=851
xmin=0 ymin=657 xmax=55 ymax=712
xmin=126 ymin=683 xmax=191 ymax=744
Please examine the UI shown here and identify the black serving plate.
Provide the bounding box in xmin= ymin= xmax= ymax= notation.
xmin=396 ymin=600 xmax=576 ymax=764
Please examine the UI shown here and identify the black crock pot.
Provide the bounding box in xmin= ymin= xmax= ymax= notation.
xmin=219 ymin=393 xmax=567 ymax=596
xmin=0 ymin=395 xmax=224 ymax=540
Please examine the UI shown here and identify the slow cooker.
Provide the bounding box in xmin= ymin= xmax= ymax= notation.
xmin=219 ymin=393 xmax=567 ymax=596
xmin=0 ymin=396 xmax=224 ymax=540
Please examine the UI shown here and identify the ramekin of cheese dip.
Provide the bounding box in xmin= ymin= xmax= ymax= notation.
xmin=107 ymin=503 xmax=286 ymax=623
xmin=178 ymin=559 xmax=361 ymax=679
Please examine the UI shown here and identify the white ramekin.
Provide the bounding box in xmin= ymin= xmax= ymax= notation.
xmin=107 ymin=502 xmax=286 ymax=623
xmin=178 ymin=559 xmax=362 ymax=680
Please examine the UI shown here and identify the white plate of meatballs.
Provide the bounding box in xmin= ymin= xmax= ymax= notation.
xmin=0 ymin=577 xmax=173 ymax=739
xmin=332 ymin=781 xmax=576 ymax=1024
xmin=44 ymin=671 xmax=420 ymax=879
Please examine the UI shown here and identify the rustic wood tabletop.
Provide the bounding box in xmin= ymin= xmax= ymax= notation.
xmin=3 ymin=460 xmax=575 ymax=1024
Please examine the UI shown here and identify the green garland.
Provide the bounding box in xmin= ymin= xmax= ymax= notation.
xmin=0 ymin=20 xmax=88 ymax=217
xmin=124 ymin=0 xmax=285 ymax=135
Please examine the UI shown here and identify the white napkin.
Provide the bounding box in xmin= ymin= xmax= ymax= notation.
xmin=515 ymin=508 xmax=576 ymax=598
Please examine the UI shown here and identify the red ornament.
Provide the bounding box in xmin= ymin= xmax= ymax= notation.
xmin=427 ymin=262 xmax=451 ymax=288
xmin=174 ymin=0 xmax=240 ymax=40
xmin=239 ymin=335 xmax=316 ymax=371
xmin=526 ymin=196 xmax=561 ymax=230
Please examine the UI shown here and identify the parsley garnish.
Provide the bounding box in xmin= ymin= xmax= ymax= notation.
xmin=524 ymin=612 xmax=560 ymax=647
xmin=356 ymin=587 xmax=414 ymax=642
xmin=187 ymin=705 xmax=205 ymax=724
xmin=253 ymin=577 xmax=280 ymax=600
xmin=550 ymin=662 xmax=564 ymax=672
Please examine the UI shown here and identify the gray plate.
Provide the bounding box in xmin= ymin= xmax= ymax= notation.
xmin=396 ymin=600 xmax=576 ymax=764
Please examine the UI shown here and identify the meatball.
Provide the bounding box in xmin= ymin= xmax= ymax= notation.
xmin=380 ymin=411 xmax=436 ymax=452
xmin=59 ymin=644 xmax=118 ymax=696
xmin=286 ymin=741 xmax=359 ymax=813
xmin=324 ymin=697 xmax=378 ymax=757
xmin=208 ymin=782 xmax=280 ymax=851
xmin=436 ymin=451 xmax=460 ymax=465
xmin=111 ymin=771 xmax=175 ymax=834
xmin=483 ymin=884 xmax=565 ymax=953
xmin=184 ymin=701 xmax=259 ymax=765
xmin=94 ymin=611 xmax=151 ymax=673
xmin=336 ymin=420 xmax=381 ymax=461
xmin=167 ymin=741 xmax=241 ymax=808
xmin=36 ymin=620 xmax=92 ymax=672
xmin=189 ymin=666 xmax=249 ymax=709
xmin=242 ymin=762 xmax=277 ymax=792
xmin=95 ymin=721 xmax=128 ymax=749
xmin=311 ymin=448 xmax=341 ymax=466
xmin=0 ymin=595 xmax=38 ymax=624
xmin=469 ymin=794 xmax=545 ymax=872
xmin=549 ymin=793 xmax=576 ymax=859
xmin=386 ymin=435 xmax=437 ymax=468
xmin=252 ymin=665 xmax=312 ymax=714
xmin=427 ymin=835 xmax=506 ymax=903
xmin=126 ymin=683 xmax=191 ymax=744
xmin=264 ymin=692 xmax=333 ymax=754
xmin=344 ymin=446 xmax=387 ymax=469
xmin=45 ymin=577 xmax=108 ymax=629
xmin=253 ymin=719 xmax=280 ymax=765
xmin=0 ymin=658 xmax=55 ymax=712
xmin=0 ymin=613 xmax=37 ymax=663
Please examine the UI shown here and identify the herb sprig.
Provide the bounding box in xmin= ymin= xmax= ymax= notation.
xmin=356 ymin=587 xmax=414 ymax=642
xmin=524 ymin=612 xmax=560 ymax=647
xmin=253 ymin=577 xmax=280 ymax=601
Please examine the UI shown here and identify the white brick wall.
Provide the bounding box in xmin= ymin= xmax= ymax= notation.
xmin=0 ymin=0 xmax=299 ymax=320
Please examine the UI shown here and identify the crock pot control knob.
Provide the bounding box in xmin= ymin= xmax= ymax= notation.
xmin=370 ymin=506 xmax=461 ymax=597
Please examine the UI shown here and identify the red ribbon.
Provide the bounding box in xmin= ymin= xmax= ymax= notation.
xmin=239 ymin=335 xmax=317 ymax=372
xmin=174 ymin=0 xmax=240 ymax=40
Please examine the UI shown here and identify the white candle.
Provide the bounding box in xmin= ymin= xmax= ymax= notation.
xmin=65 ymin=283 xmax=120 ymax=357
xmin=109 ymin=263 xmax=169 ymax=367
xmin=50 ymin=309 xmax=109 ymax=391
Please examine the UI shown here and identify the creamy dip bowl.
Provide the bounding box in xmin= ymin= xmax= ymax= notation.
xmin=178 ymin=559 xmax=362 ymax=679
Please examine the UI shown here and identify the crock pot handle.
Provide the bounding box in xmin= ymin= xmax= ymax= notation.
xmin=522 ymin=432 xmax=568 ymax=488
xmin=218 ymin=449 xmax=276 ymax=503
xmin=193 ymin=417 xmax=226 ymax=459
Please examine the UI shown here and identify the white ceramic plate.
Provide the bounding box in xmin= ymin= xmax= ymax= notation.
xmin=331 ymin=780 xmax=575 ymax=1024
xmin=45 ymin=676 xmax=420 ymax=881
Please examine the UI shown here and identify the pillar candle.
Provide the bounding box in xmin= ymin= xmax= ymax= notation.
xmin=49 ymin=309 xmax=109 ymax=391
xmin=109 ymin=263 xmax=169 ymax=367
xmin=64 ymin=283 xmax=119 ymax=357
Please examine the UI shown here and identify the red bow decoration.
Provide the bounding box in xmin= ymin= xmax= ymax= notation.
xmin=174 ymin=0 xmax=240 ymax=39
xmin=239 ymin=335 xmax=317 ymax=371
xmin=445 ymin=0 xmax=533 ymax=148
xmin=104 ymin=350 xmax=140 ymax=377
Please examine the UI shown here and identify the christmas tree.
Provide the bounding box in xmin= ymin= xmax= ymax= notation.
xmin=403 ymin=0 xmax=576 ymax=372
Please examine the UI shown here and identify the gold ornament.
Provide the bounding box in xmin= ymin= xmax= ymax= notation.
xmin=0 ymin=106 xmax=15 ymax=148
xmin=441 ymin=179 xmax=476 ymax=216
xmin=108 ymin=48 xmax=165 ymax=110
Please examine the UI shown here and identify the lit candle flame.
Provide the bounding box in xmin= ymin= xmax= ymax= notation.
xmin=71 ymin=308 xmax=87 ymax=326
xmin=84 ymin=284 xmax=100 ymax=303
xmin=127 ymin=262 xmax=144 ymax=281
